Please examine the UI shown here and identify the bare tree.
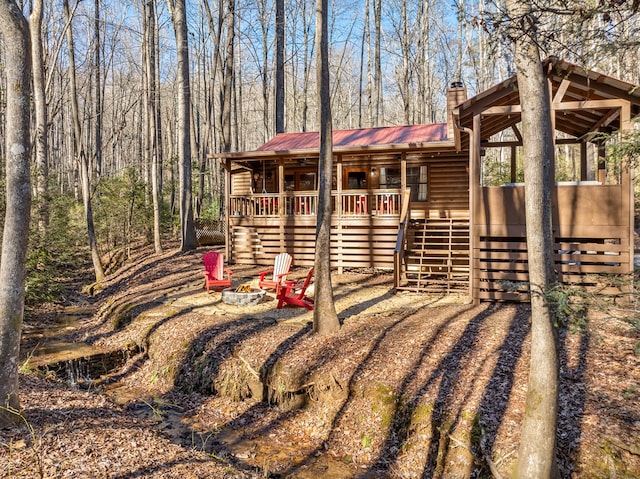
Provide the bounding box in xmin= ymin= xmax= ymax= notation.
xmin=221 ymin=0 xmax=235 ymax=152
xmin=30 ymin=0 xmax=49 ymax=234
xmin=63 ymin=0 xmax=105 ymax=281
xmin=504 ymin=0 xmax=559 ymax=477
xmin=144 ymin=0 xmax=163 ymax=254
xmin=298 ymin=0 xmax=313 ymax=131
xmin=0 ymin=0 xmax=31 ymax=426
xmin=167 ymin=0 xmax=198 ymax=251
xmin=455 ymin=0 xmax=465 ymax=83
xmin=94 ymin=0 xmax=103 ymax=178
xmin=373 ymin=0 xmax=382 ymax=125
xmin=257 ymin=0 xmax=272 ymax=141
xmin=358 ymin=0 xmax=370 ymax=127
xmin=313 ymin=0 xmax=340 ymax=335
xmin=275 ymin=0 xmax=285 ymax=133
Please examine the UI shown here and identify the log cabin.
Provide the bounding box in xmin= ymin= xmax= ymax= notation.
xmin=211 ymin=57 xmax=640 ymax=302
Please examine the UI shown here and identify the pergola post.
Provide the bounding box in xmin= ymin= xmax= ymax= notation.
xmin=620 ymin=100 xmax=634 ymax=275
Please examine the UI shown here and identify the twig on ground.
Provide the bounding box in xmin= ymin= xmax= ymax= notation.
xmin=238 ymin=355 xmax=260 ymax=380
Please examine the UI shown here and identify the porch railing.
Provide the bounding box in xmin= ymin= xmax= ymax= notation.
xmin=230 ymin=189 xmax=402 ymax=218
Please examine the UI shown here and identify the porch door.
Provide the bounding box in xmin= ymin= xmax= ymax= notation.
xmin=285 ymin=168 xmax=317 ymax=215
xmin=343 ymin=167 xmax=379 ymax=189
xmin=343 ymin=167 xmax=374 ymax=214
xmin=285 ymin=168 xmax=317 ymax=191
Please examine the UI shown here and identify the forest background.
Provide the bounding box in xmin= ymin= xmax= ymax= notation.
xmin=0 ymin=0 xmax=639 ymax=304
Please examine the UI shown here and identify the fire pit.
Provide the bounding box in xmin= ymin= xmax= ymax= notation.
xmin=221 ymin=287 xmax=266 ymax=306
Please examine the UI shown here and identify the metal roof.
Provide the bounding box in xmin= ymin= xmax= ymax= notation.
xmin=256 ymin=123 xmax=449 ymax=152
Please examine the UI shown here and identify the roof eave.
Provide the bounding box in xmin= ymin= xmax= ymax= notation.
xmin=209 ymin=139 xmax=457 ymax=160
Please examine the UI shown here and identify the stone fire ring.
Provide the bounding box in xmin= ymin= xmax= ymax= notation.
xmin=221 ymin=288 xmax=266 ymax=306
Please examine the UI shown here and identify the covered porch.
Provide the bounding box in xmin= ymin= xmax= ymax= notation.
xmin=215 ymin=121 xmax=470 ymax=272
xmin=225 ymin=156 xmax=422 ymax=271
xmin=455 ymin=57 xmax=640 ymax=301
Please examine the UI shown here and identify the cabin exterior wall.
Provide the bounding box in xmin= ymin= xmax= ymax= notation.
xmin=227 ymin=153 xmax=469 ymax=270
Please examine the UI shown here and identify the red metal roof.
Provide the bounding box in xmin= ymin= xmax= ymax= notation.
xmin=256 ymin=123 xmax=448 ymax=152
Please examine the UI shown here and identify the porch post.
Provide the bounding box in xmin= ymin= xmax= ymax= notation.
xmin=579 ymin=142 xmax=587 ymax=181
xmin=470 ymin=114 xmax=481 ymax=304
xmin=336 ymin=154 xmax=343 ymax=273
xmin=401 ymin=152 xmax=407 ymax=208
xmin=224 ymin=157 xmax=231 ymax=262
xmin=278 ymin=158 xmax=285 ymax=252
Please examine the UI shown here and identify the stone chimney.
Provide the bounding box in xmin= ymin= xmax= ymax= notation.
xmin=447 ymin=81 xmax=467 ymax=140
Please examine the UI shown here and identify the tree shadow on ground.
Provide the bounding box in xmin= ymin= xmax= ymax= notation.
xmin=274 ymin=297 xmax=458 ymax=478
xmin=361 ymin=303 xmax=512 ymax=478
xmin=174 ymin=316 xmax=283 ymax=394
xmin=148 ymin=290 xmax=443 ymax=477
xmin=469 ymin=305 xmax=531 ymax=476
xmin=556 ymin=323 xmax=590 ymax=477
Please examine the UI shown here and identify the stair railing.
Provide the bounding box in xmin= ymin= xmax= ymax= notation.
xmin=393 ymin=188 xmax=412 ymax=290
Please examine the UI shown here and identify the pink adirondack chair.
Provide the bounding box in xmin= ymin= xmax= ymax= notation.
xmin=203 ymin=251 xmax=232 ymax=293
xmin=258 ymin=252 xmax=292 ymax=290
xmin=276 ymin=267 xmax=314 ymax=310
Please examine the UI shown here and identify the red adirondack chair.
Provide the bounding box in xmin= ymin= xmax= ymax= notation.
xmin=258 ymin=252 xmax=292 ymax=290
xmin=276 ymin=267 xmax=314 ymax=310
xmin=203 ymin=251 xmax=232 ymax=293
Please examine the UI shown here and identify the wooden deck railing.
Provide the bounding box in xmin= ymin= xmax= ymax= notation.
xmin=230 ymin=189 xmax=402 ymax=218
xmin=394 ymin=189 xmax=412 ymax=289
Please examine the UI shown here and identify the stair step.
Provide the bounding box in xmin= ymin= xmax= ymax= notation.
xmin=398 ymin=217 xmax=471 ymax=293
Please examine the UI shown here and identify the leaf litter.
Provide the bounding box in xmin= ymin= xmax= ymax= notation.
xmin=2 ymin=244 xmax=639 ymax=478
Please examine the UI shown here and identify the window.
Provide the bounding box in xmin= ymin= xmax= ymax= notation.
xmin=299 ymin=172 xmax=316 ymax=191
xmin=379 ymin=166 xmax=428 ymax=201
xmin=408 ymin=166 xmax=428 ymax=201
xmin=379 ymin=168 xmax=401 ymax=188
xmin=284 ymin=170 xmax=317 ymax=191
xmin=347 ymin=171 xmax=367 ymax=189
xmin=284 ymin=174 xmax=295 ymax=191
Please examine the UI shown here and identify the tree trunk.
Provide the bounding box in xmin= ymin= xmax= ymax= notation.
xmin=94 ymin=0 xmax=102 ymax=179
xmin=301 ymin=0 xmax=311 ymax=132
xmin=154 ymin=12 xmax=164 ymax=198
xmin=358 ymin=0 xmax=368 ymax=127
xmin=505 ymin=0 xmax=560 ymax=477
xmin=401 ymin=0 xmax=410 ymax=124
xmin=64 ymin=0 xmax=105 ymax=281
xmin=313 ymin=0 xmax=340 ymax=336
xmin=455 ymin=0 xmax=464 ymax=83
xmin=373 ymin=0 xmax=382 ymax=125
xmin=167 ymin=0 xmax=197 ymax=251
xmin=275 ymin=0 xmax=284 ymax=133
xmin=145 ymin=0 xmax=163 ymax=254
xmin=0 ymin=0 xmax=31 ymax=426
xmin=221 ymin=0 xmax=235 ymax=153
xmin=259 ymin=0 xmax=270 ymax=141
xmin=30 ymin=0 xmax=49 ymax=235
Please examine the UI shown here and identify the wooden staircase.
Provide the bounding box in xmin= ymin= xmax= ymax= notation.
xmin=396 ymin=218 xmax=470 ymax=293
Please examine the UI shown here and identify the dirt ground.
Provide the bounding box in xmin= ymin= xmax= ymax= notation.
xmin=2 ymin=244 xmax=639 ymax=478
